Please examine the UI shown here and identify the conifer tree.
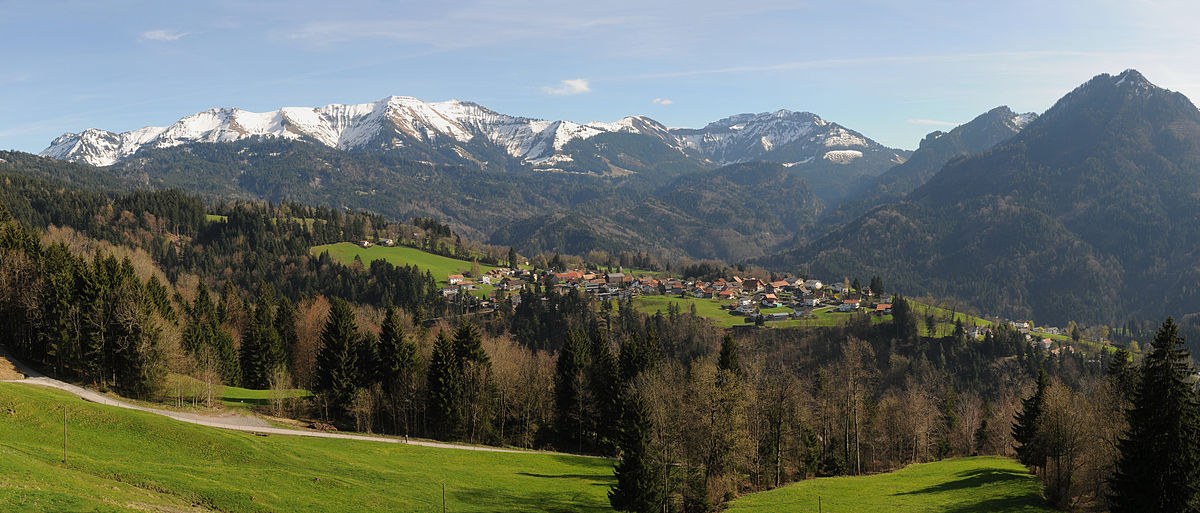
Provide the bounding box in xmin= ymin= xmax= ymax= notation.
xmin=588 ymin=329 xmax=621 ymax=454
xmin=426 ymin=331 xmax=461 ymax=436
xmin=315 ymin=298 xmax=360 ymax=419
xmin=717 ymin=334 xmax=743 ymax=378
xmin=609 ymin=392 xmax=662 ymax=513
xmin=555 ymin=329 xmax=589 ymax=450
xmin=357 ymin=331 xmax=380 ymax=387
xmin=1109 ymin=318 xmax=1200 ymax=512
xmin=274 ymin=296 xmax=298 ymax=373
xmin=1013 ymin=367 xmax=1050 ymax=470
xmin=377 ymin=307 xmax=420 ymax=434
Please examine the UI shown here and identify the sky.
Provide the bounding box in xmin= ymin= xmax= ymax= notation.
xmin=2 ymin=0 xmax=1200 ymax=152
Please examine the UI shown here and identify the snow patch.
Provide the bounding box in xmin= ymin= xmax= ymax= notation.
xmin=822 ymin=150 xmax=863 ymax=164
xmin=823 ymin=128 xmax=867 ymax=147
xmin=1011 ymin=112 xmax=1037 ymax=130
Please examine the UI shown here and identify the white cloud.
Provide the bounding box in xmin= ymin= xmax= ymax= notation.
xmin=907 ymin=118 xmax=959 ymax=127
xmin=652 ymin=98 xmax=674 ymax=105
xmin=141 ymin=30 xmax=188 ymax=42
xmin=543 ymin=78 xmax=591 ymax=96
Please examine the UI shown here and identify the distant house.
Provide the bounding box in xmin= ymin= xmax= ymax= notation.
xmin=804 ymin=279 xmax=823 ymax=290
xmin=718 ymin=289 xmax=736 ymax=299
xmin=837 ymin=299 xmax=861 ymax=312
xmin=803 ymin=297 xmax=821 ymax=307
xmin=380 ymin=238 xmax=395 ymax=246
xmin=767 ymin=312 xmax=790 ymax=322
xmin=448 ymin=274 xmax=465 ymax=285
xmin=441 ymin=286 xmax=460 ymax=296
xmin=358 ymin=240 xmax=373 ymax=248
xmin=876 ymin=303 xmax=893 ymax=314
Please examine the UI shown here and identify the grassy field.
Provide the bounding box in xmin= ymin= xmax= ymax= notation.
xmin=727 ymin=456 xmax=1052 ymax=513
xmin=630 ymin=295 xmax=891 ymax=329
xmin=0 ymin=382 xmax=613 ymax=513
xmin=313 ymin=243 xmax=502 ymax=298
xmin=162 ymin=374 xmax=313 ymax=409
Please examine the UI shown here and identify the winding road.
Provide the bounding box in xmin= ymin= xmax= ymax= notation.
xmin=0 ymin=347 xmax=575 ymax=456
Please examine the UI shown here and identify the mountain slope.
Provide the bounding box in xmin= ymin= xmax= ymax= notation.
xmin=811 ymin=106 xmax=1035 ymax=234
xmin=494 ymin=162 xmax=823 ymax=261
xmin=761 ymin=70 xmax=1200 ymax=326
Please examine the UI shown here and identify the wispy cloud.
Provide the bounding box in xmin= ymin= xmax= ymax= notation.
xmin=652 ymin=98 xmax=674 ymax=105
xmin=0 ymin=72 xmax=30 ymax=85
xmin=907 ymin=118 xmax=959 ymax=127
xmin=615 ymin=51 xmax=1124 ymax=80
xmin=544 ymin=79 xmax=591 ymax=96
xmin=141 ymin=30 xmax=188 ymax=42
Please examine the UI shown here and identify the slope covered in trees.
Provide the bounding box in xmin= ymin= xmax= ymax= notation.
xmin=764 ymin=70 xmax=1200 ymax=334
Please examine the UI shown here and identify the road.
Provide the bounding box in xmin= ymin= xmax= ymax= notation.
xmin=0 ymin=347 xmax=580 ymax=456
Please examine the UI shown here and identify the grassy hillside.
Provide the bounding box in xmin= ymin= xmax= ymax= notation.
xmin=727 ymin=456 xmax=1052 ymax=513
xmin=312 ymin=243 xmax=501 ymax=298
xmin=0 ymin=382 xmax=613 ymax=513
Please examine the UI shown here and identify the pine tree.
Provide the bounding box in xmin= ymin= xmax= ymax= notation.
xmin=609 ymin=392 xmax=662 ymax=513
xmin=1109 ymin=317 xmax=1200 ymax=512
xmin=1107 ymin=347 xmax=1137 ymax=402
xmin=717 ymin=334 xmax=743 ymax=378
xmin=1012 ymin=367 xmax=1050 ymax=470
xmin=357 ymin=331 xmax=380 ymax=387
xmin=315 ymin=297 xmax=360 ymax=420
xmin=588 ymin=330 xmax=621 ymax=454
xmin=274 ymin=296 xmax=298 ymax=374
xmin=377 ymin=307 xmax=420 ymax=435
xmin=426 ymin=331 xmax=461 ymax=436
xmin=555 ymin=329 xmax=589 ymax=450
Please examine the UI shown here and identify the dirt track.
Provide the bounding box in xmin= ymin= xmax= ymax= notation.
xmin=0 ymin=347 xmax=587 ymax=456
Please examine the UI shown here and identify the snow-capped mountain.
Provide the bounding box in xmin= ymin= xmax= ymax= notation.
xmin=41 ymin=96 xmax=679 ymax=169
xmin=41 ymin=97 xmax=905 ymax=184
xmin=670 ymin=110 xmax=906 ymax=168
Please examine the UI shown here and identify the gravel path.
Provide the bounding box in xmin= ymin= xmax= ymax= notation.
xmin=0 ymin=348 xmax=579 ymax=456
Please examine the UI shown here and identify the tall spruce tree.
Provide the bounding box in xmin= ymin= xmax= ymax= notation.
xmin=274 ymin=296 xmax=299 ymax=374
xmin=426 ymin=331 xmax=461 ymax=436
xmin=315 ymin=298 xmax=359 ymax=420
xmin=717 ymin=334 xmax=743 ymax=378
xmin=609 ymin=392 xmax=662 ymax=513
xmin=555 ymin=329 xmax=590 ymax=450
xmin=1012 ymin=367 xmax=1050 ymax=470
xmin=1109 ymin=317 xmax=1200 ymax=513
xmin=589 ymin=330 xmax=622 ymax=454
xmin=377 ymin=307 xmax=420 ymax=435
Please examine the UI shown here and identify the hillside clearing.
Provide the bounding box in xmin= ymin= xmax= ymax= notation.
xmin=727 ymin=456 xmax=1052 ymax=513
xmin=313 ymin=243 xmax=499 ymax=298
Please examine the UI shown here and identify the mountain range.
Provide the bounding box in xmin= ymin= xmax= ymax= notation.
xmin=41 ymin=97 xmax=907 ymax=202
xmin=24 ymin=68 xmax=1200 ymax=331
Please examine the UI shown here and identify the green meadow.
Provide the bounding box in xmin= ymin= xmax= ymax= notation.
xmin=727 ymin=456 xmax=1053 ymax=513
xmin=312 ymin=243 xmax=503 ymax=298
xmin=0 ymin=382 xmax=613 ymax=513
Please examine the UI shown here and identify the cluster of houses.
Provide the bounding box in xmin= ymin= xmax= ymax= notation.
xmin=513 ymin=270 xmax=896 ymax=324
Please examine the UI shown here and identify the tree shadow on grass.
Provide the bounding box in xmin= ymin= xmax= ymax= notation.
xmin=892 ymin=467 xmax=1047 ymax=513
xmin=517 ymin=472 xmax=612 ymax=483
xmin=451 ymin=485 xmax=609 ymax=513
xmin=893 ymin=468 xmax=1029 ymax=496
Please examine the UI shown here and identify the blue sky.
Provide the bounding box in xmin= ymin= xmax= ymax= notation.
xmin=2 ymin=0 xmax=1199 ymax=152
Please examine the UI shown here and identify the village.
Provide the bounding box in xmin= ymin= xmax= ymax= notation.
xmin=349 ymin=238 xmax=1081 ymax=353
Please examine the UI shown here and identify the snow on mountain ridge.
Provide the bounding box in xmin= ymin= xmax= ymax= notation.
xmin=41 ymin=96 xmax=675 ymax=167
